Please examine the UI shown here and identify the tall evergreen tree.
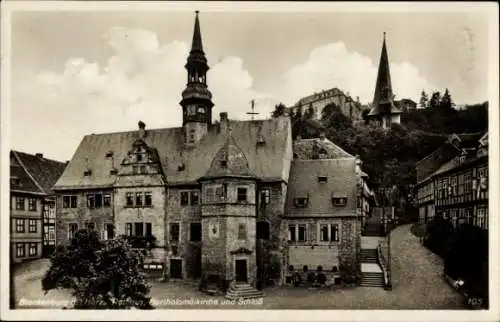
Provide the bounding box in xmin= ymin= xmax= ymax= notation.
xmin=419 ymin=90 xmax=428 ymax=108
xmin=440 ymin=88 xmax=453 ymax=110
xmin=429 ymin=91 xmax=441 ymax=109
xmin=271 ymin=102 xmax=287 ymax=118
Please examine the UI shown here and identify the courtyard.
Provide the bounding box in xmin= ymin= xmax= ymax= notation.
xmin=12 ymin=225 xmax=466 ymax=310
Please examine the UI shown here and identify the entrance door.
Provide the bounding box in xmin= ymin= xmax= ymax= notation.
xmin=170 ymin=259 xmax=183 ymax=279
xmin=235 ymin=259 xmax=248 ymax=282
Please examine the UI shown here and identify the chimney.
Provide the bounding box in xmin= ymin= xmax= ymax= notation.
xmin=319 ymin=130 xmax=326 ymax=141
xmin=138 ymin=121 xmax=146 ymax=139
xmin=219 ymin=112 xmax=229 ymax=134
xmin=36 ymin=153 xmax=43 ymax=159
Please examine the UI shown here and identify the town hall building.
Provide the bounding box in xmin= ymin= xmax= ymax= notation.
xmin=53 ymin=12 xmax=366 ymax=292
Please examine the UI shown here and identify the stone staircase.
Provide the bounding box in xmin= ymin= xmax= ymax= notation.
xmin=360 ymin=248 xmax=378 ymax=263
xmin=225 ymin=282 xmax=264 ymax=300
xmin=359 ymin=271 xmax=385 ymax=287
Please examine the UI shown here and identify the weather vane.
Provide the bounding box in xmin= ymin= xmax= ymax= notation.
xmin=247 ymin=99 xmax=259 ymax=121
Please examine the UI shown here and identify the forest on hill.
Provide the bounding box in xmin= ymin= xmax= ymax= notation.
xmin=272 ymin=92 xmax=488 ymax=204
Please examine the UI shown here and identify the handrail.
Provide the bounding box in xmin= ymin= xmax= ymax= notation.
xmin=377 ymin=238 xmax=392 ymax=289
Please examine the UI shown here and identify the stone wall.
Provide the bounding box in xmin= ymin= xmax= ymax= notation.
xmin=338 ymin=217 xmax=360 ymax=278
xmin=166 ymin=186 xmax=201 ymax=278
xmin=55 ymin=189 xmax=114 ymax=245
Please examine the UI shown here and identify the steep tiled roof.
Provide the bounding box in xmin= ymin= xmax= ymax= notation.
xmin=293 ymin=138 xmax=353 ymax=160
xmin=54 ymin=117 xmax=292 ymax=189
xmin=202 ymin=135 xmax=256 ymax=180
xmin=10 ymin=151 xmax=67 ymax=195
xmin=285 ymin=158 xmax=357 ymax=217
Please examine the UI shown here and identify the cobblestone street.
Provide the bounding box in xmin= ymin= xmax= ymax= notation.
xmin=12 ymin=225 xmax=465 ymax=310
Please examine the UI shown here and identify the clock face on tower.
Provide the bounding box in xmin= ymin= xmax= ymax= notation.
xmin=187 ymin=105 xmax=196 ymax=116
xmin=197 ymin=107 xmax=206 ymax=113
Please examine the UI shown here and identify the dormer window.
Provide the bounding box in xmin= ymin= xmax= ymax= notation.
xmin=83 ymin=169 xmax=92 ymax=177
xmin=178 ymin=164 xmax=185 ymax=172
xmin=318 ymin=149 xmax=327 ymax=158
xmin=137 ymin=153 xmax=142 ymax=162
xmin=318 ymin=176 xmax=328 ymax=183
xmin=332 ymin=196 xmax=347 ymax=206
xmin=294 ymin=197 xmax=308 ymax=208
xmin=220 ymin=160 xmax=227 ymax=167
xmin=10 ymin=176 xmax=20 ymax=186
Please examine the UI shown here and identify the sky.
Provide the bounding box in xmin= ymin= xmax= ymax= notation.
xmin=7 ymin=5 xmax=491 ymax=162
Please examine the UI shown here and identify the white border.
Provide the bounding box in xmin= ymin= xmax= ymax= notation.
xmin=1 ymin=1 xmax=499 ymax=321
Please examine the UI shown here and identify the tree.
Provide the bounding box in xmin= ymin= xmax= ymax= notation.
xmin=271 ymin=102 xmax=287 ymax=118
xmin=42 ymin=229 xmax=153 ymax=309
xmin=419 ymin=90 xmax=428 ymax=108
xmin=440 ymin=88 xmax=453 ymax=110
xmin=304 ymin=105 xmax=315 ymax=119
xmin=429 ymin=91 xmax=441 ymax=109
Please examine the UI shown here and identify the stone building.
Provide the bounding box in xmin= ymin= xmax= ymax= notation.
xmin=366 ymin=33 xmax=402 ymax=129
xmin=288 ymin=87 xmax=364 ymax=121
xmin=10 ymin=151 xmax=66 ymax=263
xmin=416 ymin=132 xmax=488 ymax=229
xmin=53 ymin=11 xmax=363 ymax=290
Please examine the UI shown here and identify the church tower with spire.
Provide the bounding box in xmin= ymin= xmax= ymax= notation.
xmin=180 ymin=11 xmax=214 ymax=147
xmin=366 ymin=33 xmax=402 ymax=129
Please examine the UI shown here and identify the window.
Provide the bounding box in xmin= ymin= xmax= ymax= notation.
xmin=333 ymin=197 xmax=347 ymax=206
xmin=237 ymin=188 xmax=247 ymax=202
xmin=261 ymin=188 xmax=271 ymax=205
xmin=170 ymin=223 xmax=180 ymax=242
xmin=94 ymin=193 xmax=103 ymax=208
xmin=137 ymin=153 xmax=143 ymax=162
xmin=86 ymin=222 xmax=95 ymax=230
xmin=215 ymin=187 xmax=225 ymax=201
xmin=15 ymin=197 xmax=25 ymax=210
xmin=28 ymin=219 xmax=37 ymax=233
xmin=189 ymin=129 xmax=195 ymax=143
xmin=206 ymin=188 xmax=214 ymax=203
xmin=15 ymin=219 xmax=25 ymax=233
xmin=190 ymin=223 xmax=202 ymax=241
xmin=48 ymin=226 xmax=55 ymax=241
xmin=257 ymin=221 xmax=270 ymax=240
xmin=294 ymin=198 xmax=308 ymax=208
xmin=288 ymin=225 xmax=296 ymax=241
xmin=16 ymin=243 xmax=25 ymax=258
xmin=135 ymin=223 xmax=144 ymax=236
xmin=125 ymin=223 xmax=133 ymax=236
xmin=298 ymin=224 xmax=307 ymax=242
xmin=318 ymin=176 xmax=328 ymax=183
xmin=28 ymin=243 xmax=37 ymax=257
xmin=68 ymin=223 xmax=78 ymax=240
xmin=330 ymin=224 xmax=339 ymax=241
xmin=126 ymin=192 xmax=134 ymax=207
xmin=28 ymin=198 xmax=37 ymax=211
xmin=70 ymin=196 xmax=78 ymax=208
xmin=180 ymin=192 xmax=189 ymax=206
xmin=238 ymin=224 xmax=247 ymax=240
xmin=145 ymin=223 xmax=152 ymax=237
xmin=320 ymin=224 xmax=329 ymax=242
xmin=63 ymin=196 xmax=70 ymax=208
xmin=103 ymin=193 xmax=111 ymax=207
xmin=191 ymin=191 xmax=199 ymax=205
xmin=87 ymin=194 xmax=95 ymax=208
xmin=145 ymin=192 xmax=152 ymax=206
xmin=103 ymin=224 xmax=114 ymax=240
xmin=135 ymin=192 xmax=143 ymax=207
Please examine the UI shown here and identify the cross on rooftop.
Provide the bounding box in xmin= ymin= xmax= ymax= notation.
xmin=247 ymin=99 xmax=259 ymax=121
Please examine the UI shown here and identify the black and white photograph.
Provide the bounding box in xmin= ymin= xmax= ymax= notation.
xmin=1 ymin=1 xmax=499 ymax=321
